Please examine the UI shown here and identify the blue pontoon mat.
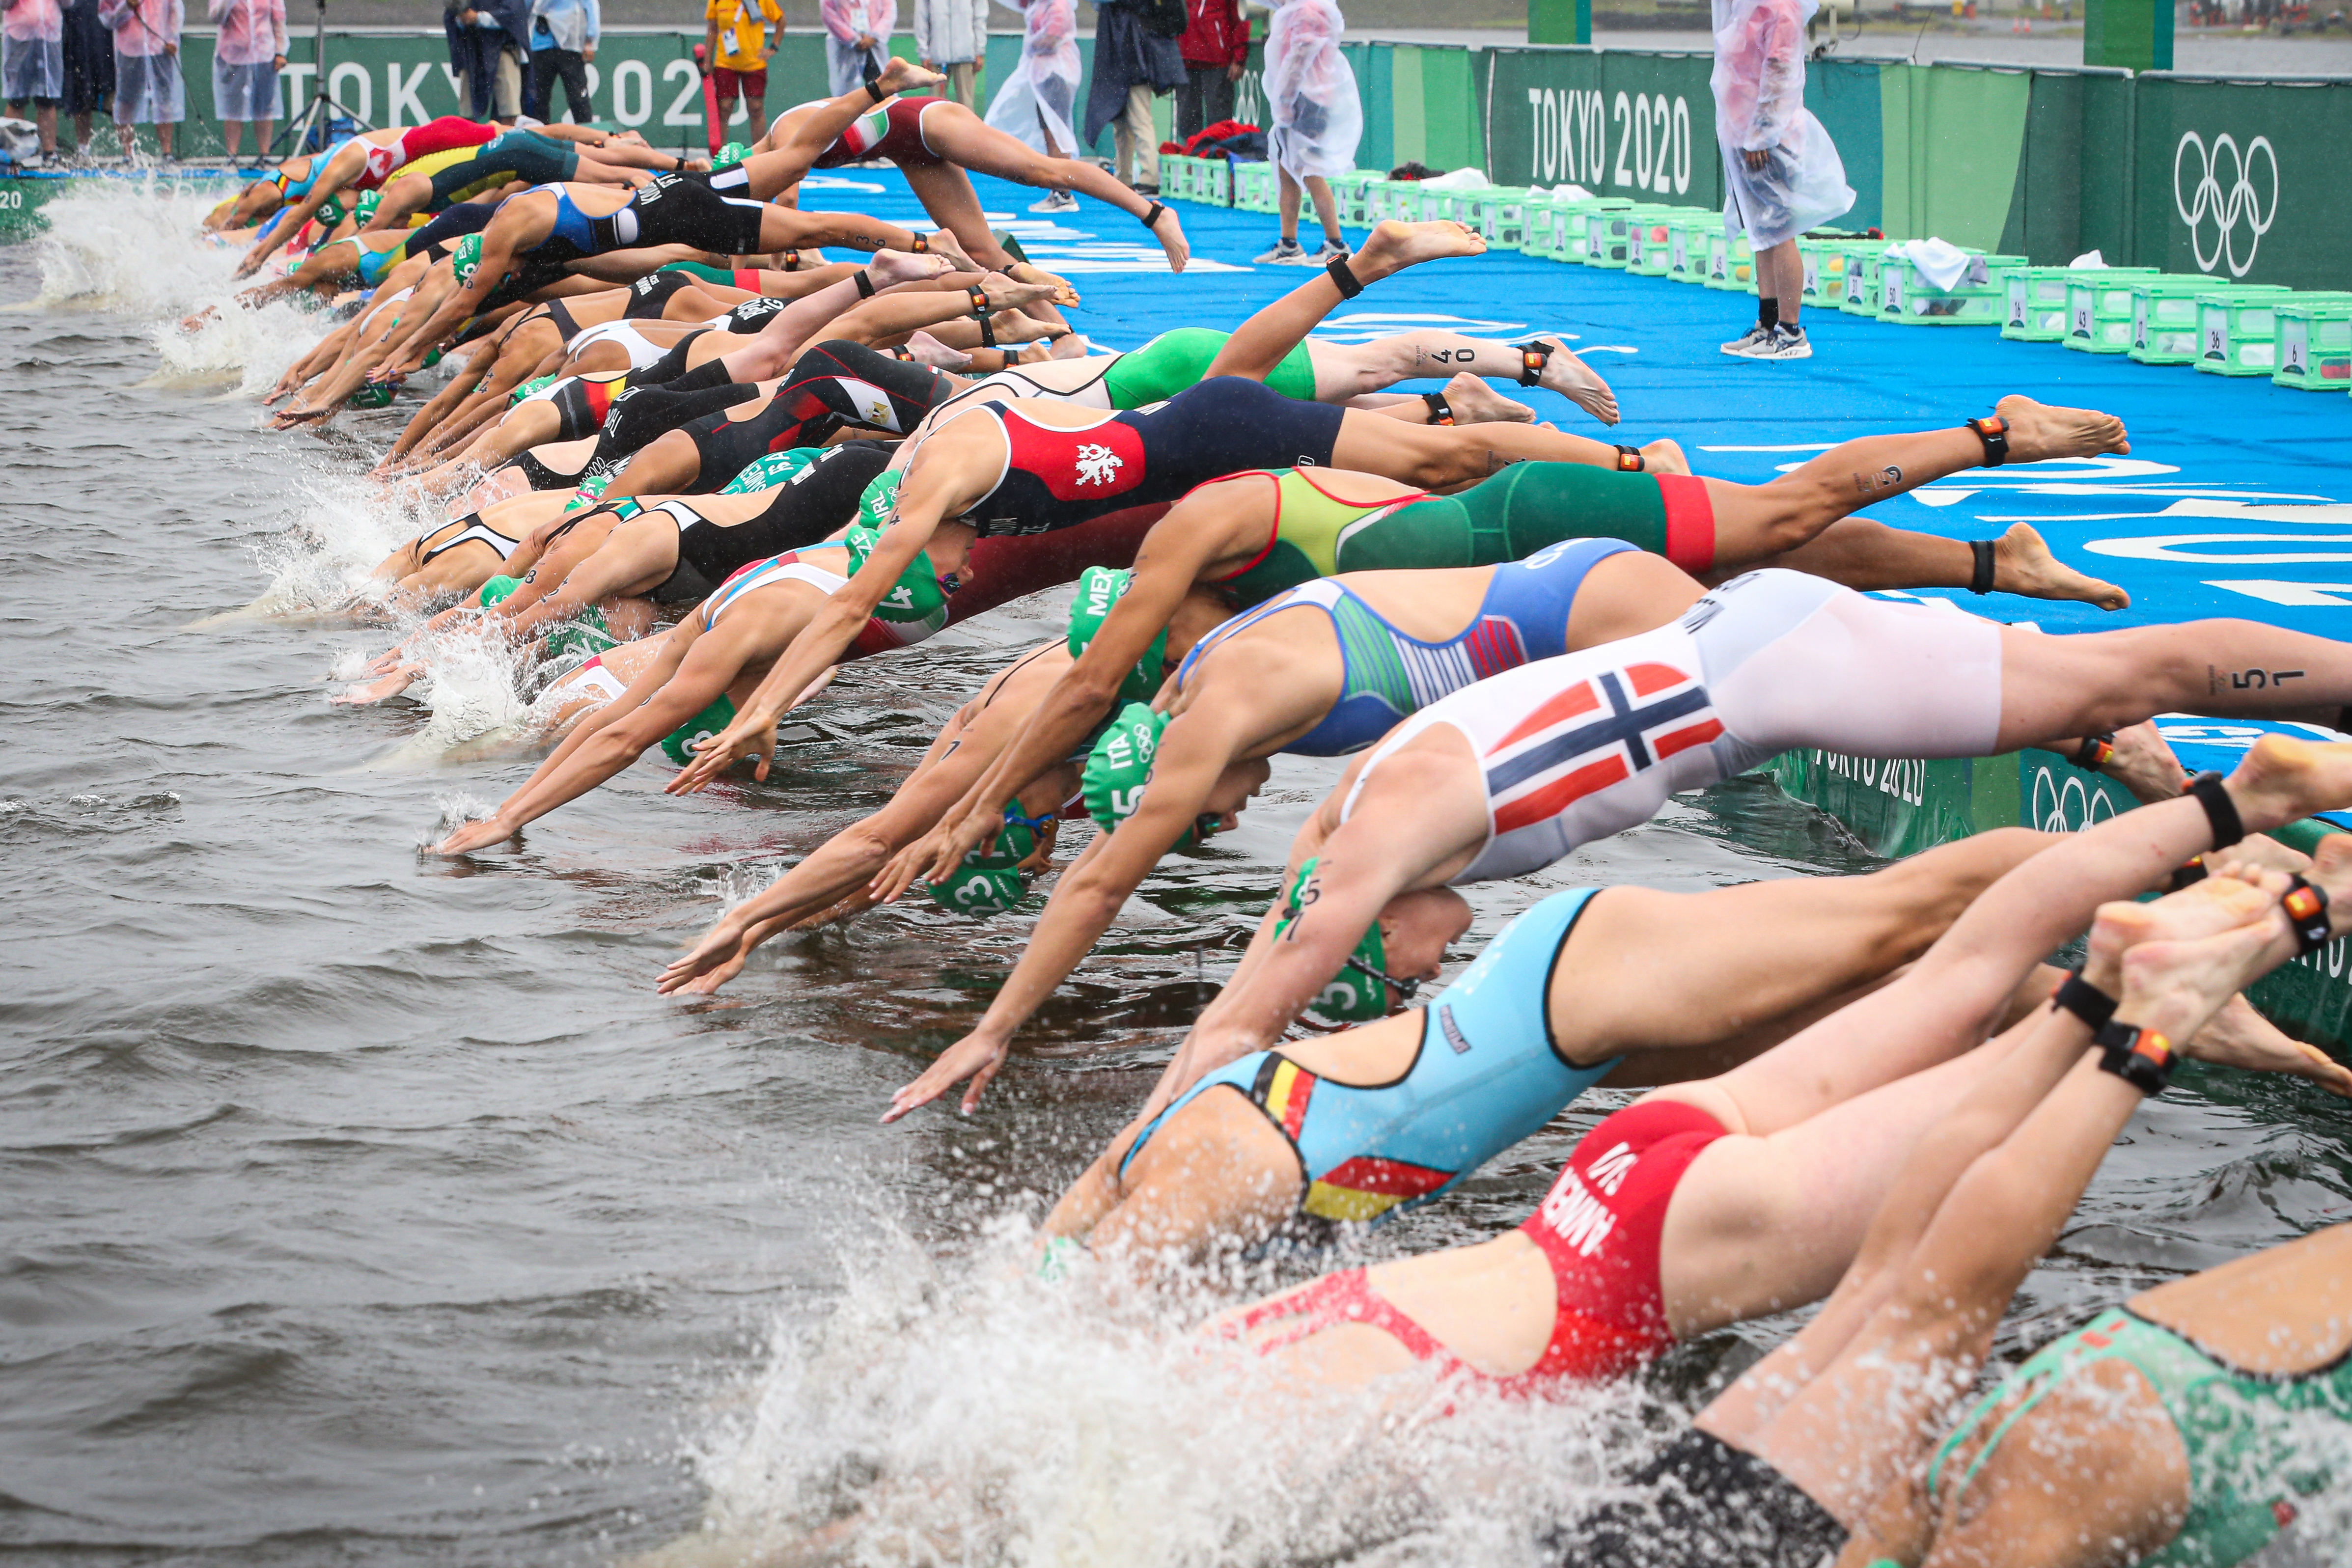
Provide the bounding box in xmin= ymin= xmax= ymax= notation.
xmin=812 ymin=165 xmax=2350 ymax=641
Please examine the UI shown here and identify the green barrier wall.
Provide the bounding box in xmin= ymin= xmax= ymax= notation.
xmin=1485 ymin=45 xmax=1716 ymax=207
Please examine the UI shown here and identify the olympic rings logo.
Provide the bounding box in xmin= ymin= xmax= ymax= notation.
xmin=2173 ymin=132 xmax=2279 ymax=278
xmin=2030 ymin=766 xmax=2119 ymax=835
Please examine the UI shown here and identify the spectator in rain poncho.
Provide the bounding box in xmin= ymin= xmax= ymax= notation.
xmin=1251 ymin=0 xmax=1358 ymax=266
xmin=1711 ymin=0 xmax=1851 ymax=360
xmin=984 ymin=0 xmax=1081 ymax=212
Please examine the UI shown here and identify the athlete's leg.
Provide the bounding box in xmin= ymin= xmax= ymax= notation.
xmin=1329 ymin=402 xmax=1682 ymax=482
xmin=1994 ymin=619 xmax=2352 ymax=750
xmin=752 ymin=57 xmax=944 ymax=184
xmin=596 ymin=428 xmax=702 ymax=501
xmin=702 ymin=249 xmax=949 ymax=381
xmin=1700 ymin=395 xmax=2131 ymax=571
xmin=1754 ymin=518 xmax=2128 ymax=611
xmin=912 ymin=101 xmax=1191 ymax=274
xmin=1304 ymin=331 xmax=1619 ymax=426
xmin=1077 ymin=1089 xmax=1305 ymax=1262
xmin=1204 ymin=219 xmax=1487 ymax=385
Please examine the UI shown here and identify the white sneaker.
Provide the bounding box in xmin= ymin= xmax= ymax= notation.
xmin=1750 ymin=324 xmax=1814 ymax=360
xmin=1028 ymin=189 xmax=1078 ymax=213
xmin=1254 ymin=237 xmax=1310 ymax=265
xmin=1315 ymin=237 xmax=1350 ymax=261
xmin=1720 ymin=323 xmax=1772 ymax=357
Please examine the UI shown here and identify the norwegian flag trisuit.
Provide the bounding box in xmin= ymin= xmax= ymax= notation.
xmin=1339 ymin=567 xmax=2006 ymax=883
xmin=934 ymin=376 xmax=1347 ymax=537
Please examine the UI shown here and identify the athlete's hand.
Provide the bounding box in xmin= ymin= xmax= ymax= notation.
xmin=428 ymin=814 xmax=515 ymax=856
xmin=865 ymin=833 xmax=942 ymax=906
xmin=911 ymin=803 xmax=1000 ymax=887
xmin=883 ymin=1030 xmax=1011 ymax=1121
xmin=666 ymin=710 xmax=776 ymax=793
xmin=656 ymin=917 xmax=754 ymax=994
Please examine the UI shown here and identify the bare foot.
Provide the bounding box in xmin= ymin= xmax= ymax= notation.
xmin=2222 ymin=737 xmax=2352 ymax=835
xmin=1008 ymin=262 xmax=1083 ymax=306
xmin=873 ymin=56 xmax=947 ymax=97
xmin=2185 ymin=993 xmax=2352 ymax=1097
xmin=1992 ymin=523 xmax=2129 ymax=611
xmin=1639 ymin=438 xmax=1688 ymax=476
xmin=1991 ymin=393 xmax=2131 ymax=464
xmin=868 ymin=247 xmax=949 ymax=287
xmin=2061 ymin=720 xmax=2186 ymax=806
xmin=1522 ymin=334 xmax=1619 ymax=426
xmin=903 ymin=330 xmax=972 ymax=369
xmin=1048 ymin=332 xmax=1094 ymax=360
xmin=1348 ymin=219 xmax=1488 ymax=284
xmin=976 ymin=273 xmax=1062 ymax=311
xmin=1139 ymin=198 xmax=1190 ymax=273
xmin=2114 ymin=915 xmax=2287 ymax=1048
xmin=2087 ymin=876 xmax=2279 ymax=992
xmin=985 ymin=309 xmax=1066 ymax=345
xmin=2205 ymin=833 xmax=2313 ymax=883
xmin=1437 ymin=372 xmax=1533 ymax=425
xmin=923 ymin=229 xmax=979 ymax=273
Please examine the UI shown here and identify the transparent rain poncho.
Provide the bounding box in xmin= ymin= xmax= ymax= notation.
xmin=983 ymin=0 xmax=1081 ymax=156
xmin=1262 ymin=0 xmax=1362 ymax=183
xmin=1710 ymin=0 xmax=1854 ymax=247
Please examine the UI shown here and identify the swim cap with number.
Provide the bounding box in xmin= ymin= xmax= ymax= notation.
xmin=477 ymin=575 xmax=523 ymax=607
xmin=720 ymin=447 xmax=822 ymax=494
xmin=716 ymin=141 xmax=752 ymax=170
xmin=452 ymin=233 xmax=483 ymax=288
xmin=544 ymin=605 xmax=614 ymax=663
xmin=924 ymin=817 xmax=1039 ymax=917
xmin=1272 ymin=856 xmax=1393 ymax=1023
xmin=660 ymin=692 xmax=737 ymax=767
xmin=843 ymin=524 xmax=948 ymax=634
xmin=354 ymin=190 xmax=380 ymax=224
xmin=1066 ymin=567 xmax=1169 ymax=705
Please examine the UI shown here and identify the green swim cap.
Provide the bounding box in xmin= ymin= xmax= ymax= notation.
xmin=354 ymin=190 xmax=380 ymax=223
xmin=477 ymin=574 xmax=523 ymax=607
xmin=660 ymin=692 xmax=737 ymax=768
xmin=315 ymin=194 xmax=346 ymax=228
xmin=1067 ymin=566 xmax=1169 ymax=706
xmin=349 ymin=384 xmax=393 ymax=408
xmin=715 ymin=140 xmax=753 ymax=170
xmin=1271 ymin=856 xmax=1394 ymax=1023
xmin=923 ymin=816 xmax=1040 ymax=918
xmin=561 ymin=471 xmax=613 ymax=513
xmin=844 ymin=524 xmax=948 ymax=634
xmin=720 ymin=447 xmax=821 ymax=494
xmin=452 ymin=233 xmax=484 ymax=288
xmin=855 ymin=467 xmax=902 ymax=532
xmin=509 ymin=372 xmax=560 ymax=407
xmin=544 ymin=605 xmax=614 ymax=663
xmin=1082 ymin=701 xmax=1166 ymax=832
xmin=1036 ymin=1235 xmax=1087 ymax=1281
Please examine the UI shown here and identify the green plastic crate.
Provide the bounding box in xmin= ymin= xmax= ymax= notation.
xmin=1580 ymin=201 xmax=1645 ymax=268
xmin=1621 ymin=205 xmax=1689 ymax=276
xmin=1664 ymin=212 xmax=1716 ymax=282
xmin=1332 ymin=170 xmax=1381 ymax=226
xmin=1796 ymin=238 xmax=1874 ymax=305
xmin=1703 ymin=227 xmax=1756 ymax=291
xmin=2129 ymin=281 xmax=2288 ymax=364
xmin=2002 ymin=266 xmax=2156 ymax=342
xmin=1463 ymin=187 xmax=1533 ymax=248
xmin=2273 ymin=300 xmax=2352 ymax=391
xmin=2197 ymin=291 xmax=2352 ymax=377
xmin=1232 ymin=160 xmax=1277 ymax=214
xmin=1839 ymin=248 xmax=1887 ymax=314
xmin=1874 ymin=250 xmax=2022 ymax=325
xmin=1161 ymin=154 xmax=1201 ymax=202
xmin=1521 ymin=198 xmax=1571 ymax=260
xmin=2063 ymin=272 xmax=2191 ymax=353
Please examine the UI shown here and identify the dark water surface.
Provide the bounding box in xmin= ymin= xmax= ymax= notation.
xmin=5 ymin=193 xmax=2351 ymax=1568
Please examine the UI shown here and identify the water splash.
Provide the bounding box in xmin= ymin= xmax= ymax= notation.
xmin=655 ymin=1220 xmax=1664 ymax=1568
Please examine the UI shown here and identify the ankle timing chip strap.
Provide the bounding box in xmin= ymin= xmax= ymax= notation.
xmin=2096 ymin=1019 xmax=2177 ymax=1096
xmin=1513 ymin=340 xmax=1550 ymax=387
xmin=1969 ymin=538 xmax=1997 ymax=595
xmin=853 ymin=267 xmax=875 ymax=299
xmin=2284 ymin=874 xmax=2333 ymax=954
xmin=1965 ymin=413 xmax=2011 ymax=466
xmin=1420 ymin=390 xmax=1455 ymax=426
xmin=909 ymin=232 xmax=929 ymax=254
xmin=1614 ymin=444 xmax=1645 ymax=472
xmin=2054 ymin=969 xmax=2119 ymax=1031
xmin=2185 ymin=771 xmax=2244 ymax=850
xmin=2171 ymin=854 xmax=2210 ymax=891
xmin=2073 ymin=733 xmax=2115 ymax=772
xmin=1325 ymin=254 xmax=1362 ymax=299
xmin=1139 ymin=200 xmax=1165 ymax=232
